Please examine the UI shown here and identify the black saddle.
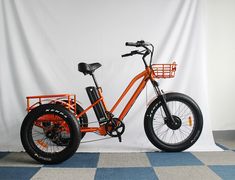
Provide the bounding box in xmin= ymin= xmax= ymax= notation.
xmin=78 ymin=62 xmax=101 ymax=75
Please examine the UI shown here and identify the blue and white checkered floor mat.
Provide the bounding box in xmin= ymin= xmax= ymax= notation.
xmin=0 ymin=142 xmax=235 ymax=179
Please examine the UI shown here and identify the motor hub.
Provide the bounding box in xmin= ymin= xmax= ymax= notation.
xmin=164 ymin=115 xmax=182 ymax=130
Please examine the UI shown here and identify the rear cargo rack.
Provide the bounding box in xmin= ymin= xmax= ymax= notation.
xmin=26 ymin=94 xmax=76 ymax=113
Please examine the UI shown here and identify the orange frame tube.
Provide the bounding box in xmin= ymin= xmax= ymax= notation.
xmin=76 ymin=68 xmax=152 ymax=120
xmin=78 ymin=67 xmax=153 ymax=133
xmin=111 ymin=69 xmax=150 ymax=120
xmin=82 ymin=67 xmax=153 ymax=120
xmin=27 ymin=68 xmax=154 ymax=136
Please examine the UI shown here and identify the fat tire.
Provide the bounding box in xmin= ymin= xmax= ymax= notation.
xmin=60 ymin=100 xmax=88 ymax=139
xmin=144 ymin=92 xmax=203 ymax=152
xmin=75 ymin=104 xmax=88 ymax=139
xmin=20 ymin=104 xmax=81 ymax=164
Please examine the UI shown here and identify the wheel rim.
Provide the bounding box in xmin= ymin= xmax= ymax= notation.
xmin=152 ymin=100 xmax=196 ymax=145
xmin=31 ymin=114 xmax=71 ymax=153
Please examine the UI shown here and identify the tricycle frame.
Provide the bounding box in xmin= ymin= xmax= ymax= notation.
xmin=26 ymin=66 xmax=158 ymax=136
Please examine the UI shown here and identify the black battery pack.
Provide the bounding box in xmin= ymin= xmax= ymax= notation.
xmin=86 ymin=86 xmax=106 ymax=123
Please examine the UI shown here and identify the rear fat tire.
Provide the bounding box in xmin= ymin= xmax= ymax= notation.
xmin=20 ymin=104 xmax=81 ymax=164
xmin=60 ymin=100 xmax=88 ymax=139
xmin=144 ymin=92 xmax=203 ymax=152
xmin=76 ymin=104 xmax=88 ymax=139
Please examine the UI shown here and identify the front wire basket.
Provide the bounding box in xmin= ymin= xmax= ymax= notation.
xmin=152 ymin=62 xmax=177 ymax=79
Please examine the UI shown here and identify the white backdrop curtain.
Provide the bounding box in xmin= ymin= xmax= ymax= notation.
xmin=0 ymin=0 xmax=220 ymax=151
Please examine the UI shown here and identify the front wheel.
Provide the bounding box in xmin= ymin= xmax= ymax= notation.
xmin=144 ymin=92 xmax=203 ymax=152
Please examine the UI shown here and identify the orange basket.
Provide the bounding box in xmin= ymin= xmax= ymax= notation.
xmin=152 ymin=62 xmax=177 ymax=79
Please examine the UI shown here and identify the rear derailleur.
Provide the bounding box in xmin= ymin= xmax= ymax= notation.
xmin=105 ymin=118 xmax=125 ymax=142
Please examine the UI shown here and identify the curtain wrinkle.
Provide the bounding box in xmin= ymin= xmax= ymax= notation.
xmin=6 ymin=0 xmax=54 ymax=93
xmin=172 ymin=0 xmax=200 ymax=92
xmin=155 ymin=0 xmax=198 ymax=64
xmin=20 ymin=0 xmax=77 ymax=87
xmin=153 ymin=0 xmax=195 ymax=86
xmin=22 ymin=1 xmax=58 ymax=55
xmin=36 ymin=0 xmax=58 ymax=24
xmin=169 ymin=0 xmax=198 ymax=61
xmin=2 ymin=0 xmax=25 ymax=112
xmin=0 ymin=1 xmax=8 ymax=133
xmin=156 ymin=0 xmax=200 ymax=91
xmin=154 ymin=0 xmax=186 ymax=62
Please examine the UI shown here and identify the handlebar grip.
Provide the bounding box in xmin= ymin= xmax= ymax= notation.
xmin=125 ymin=42 xmax=137 ymax=47
xmin=125 ymin=40 xmax=149 ymax=47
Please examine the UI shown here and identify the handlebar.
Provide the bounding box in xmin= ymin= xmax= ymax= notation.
xmin=125 ymin=40 xmax=151 ymax=47
xmin=121 ymin=40 xmax=154 ymax=67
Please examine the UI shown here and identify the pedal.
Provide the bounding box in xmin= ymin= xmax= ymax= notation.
xmin=117 ymin=133 xmax=122 ymax=142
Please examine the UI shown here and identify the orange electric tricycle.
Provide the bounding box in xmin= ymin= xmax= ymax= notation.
xmin=20 ymin=40 xmax=203 ymax=164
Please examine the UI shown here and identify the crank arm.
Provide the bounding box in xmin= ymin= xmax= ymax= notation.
xmin=116 ymin=131 xmax=122 ymax=142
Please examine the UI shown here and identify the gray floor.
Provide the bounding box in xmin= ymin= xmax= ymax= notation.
xmin=0 ymin=131 xmax=234 ymax=180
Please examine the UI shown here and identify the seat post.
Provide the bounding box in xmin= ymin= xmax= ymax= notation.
xmin=91 ymin=73 xmax=99 ymax=89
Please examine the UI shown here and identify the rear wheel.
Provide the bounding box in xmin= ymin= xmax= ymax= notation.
xmin=20 ymin=104 xmax=81 ymax=164
xmin=144 ymin=93 xmax=203 ymax=151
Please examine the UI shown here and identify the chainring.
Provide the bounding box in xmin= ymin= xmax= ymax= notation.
xmin=105 ymin=118 xmax=125 ymax=137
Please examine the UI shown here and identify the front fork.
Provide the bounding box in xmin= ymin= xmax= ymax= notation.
xmin=150 ymin=80 xmax=176 ymax=124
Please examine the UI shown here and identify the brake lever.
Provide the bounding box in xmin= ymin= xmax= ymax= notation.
xmin=130 ymin=50 xmax=139 ymax=54
xmin=121 ymin=50 xmax=141 ymax=58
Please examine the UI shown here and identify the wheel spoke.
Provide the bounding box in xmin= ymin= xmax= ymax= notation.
xmin=152 ymin=99 xmax=195 ymax=145
xmin=178 ymin=104 xmax=189 ymax=118
xmin=32 ymin=115 xmax=70 ymax=153
xmin=153 ymin=123 xmax=165 ymax=132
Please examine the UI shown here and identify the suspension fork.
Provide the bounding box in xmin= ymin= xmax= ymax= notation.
xmin=150 ymin=80 xmax=176 ymax=124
